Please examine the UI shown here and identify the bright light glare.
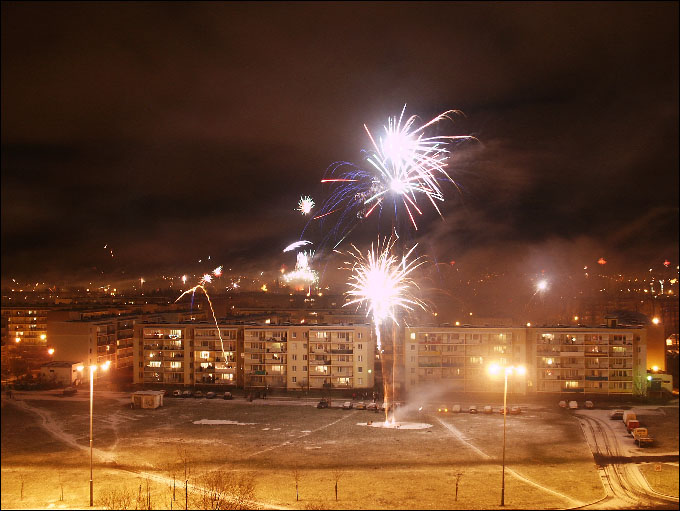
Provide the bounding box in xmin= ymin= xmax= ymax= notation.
xmin=77 ymin=365 xmax=84 ymax=371
xmin=652 ymin=365 xmax=659 ymax=372
xmin=48 ymin=348 xmax=55 ymax=355
xmin=488 ymin=363 xmax=500 ymax=375
xmin=516 ymin=366 xmax=526 ymax=375
xmin=536 ymin=280 xmax=548 ymax=291
xmin=652 ymin=317 xmax=660 ymax=325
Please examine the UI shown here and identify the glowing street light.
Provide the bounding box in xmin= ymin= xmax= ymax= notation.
xmin=82 ymin=361 xmax=111 ymax=506
xmin=651 ymin=317 xmax=660 ymax=325
xmin=488 ymin=363 xmax=526 ymax=507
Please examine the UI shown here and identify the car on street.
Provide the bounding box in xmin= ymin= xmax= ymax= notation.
xmin=182 ymin=390 xmax=193 ymax=398
xmin=317 ymin=399 xmax=329 ymax=409
xmin=498 ymin=406 xmax=509 ymax=414
xmin=609 ymin=409 xmax=625 ymax=420
xmin=483 ymin=405 xmax=493 ymax=414
xmin=355 ymin=401 xmax=366 ymax=409
xmin=172 ymin=390 xmax=182 ymax=398
xmin=559 ymin=400 xmax=567 ymax=408
xmin=451 ymin=404 xmax=461 ymax=413
xmin=342 ymin=401 xmax=353 ymax=409
xmin=206 ymin=391 xmax=216 ymax=399
xmin=194 ymin=390 xmax=204 ymax=398
xmin=437 ymin=405 xmax=449 ymax=413
xmin=568 ymin=400 xmax=578 ymax=410
xmin=469 ymin=405 xmax=478 ymax=414
xmin=585 ymin=400 xmax=594 ymax=409
xmin=223 ymin=391 xmax=233 ymax=400
xmin=63 ymin=386 xmax=77 ymax=396
xmin=510 ymin=406 xmax=521 ymax=415
xmin=366 ymin=402 xmax=378 ymax=411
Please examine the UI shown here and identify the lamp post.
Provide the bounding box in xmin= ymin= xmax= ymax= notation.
xmin=488 ymin=363 xmax=526 ymax=507
xmin=78 ymin=360 xmax=111 ymax=506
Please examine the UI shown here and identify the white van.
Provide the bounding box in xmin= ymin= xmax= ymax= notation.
xmin=568 ymin=400 xmax=578 ymax=409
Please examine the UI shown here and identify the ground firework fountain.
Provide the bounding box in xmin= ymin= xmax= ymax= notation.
xmin=341 ymin=236 xmax=426 ymax=423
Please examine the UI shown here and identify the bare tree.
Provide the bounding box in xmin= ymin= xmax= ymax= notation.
xmin=96 ymin=487 xmax=134 ymax=510
xmin=177 ymin=442 xmax=192 ymax=509
xmin=332 ymin=469 xmax=343 ymax=502
xmin=292 ymin=467 xmax=301 ymax=501
xmin=452 ymin=471 xmax=463 ymax=501
xmin=194 ymin=470 xmax=255 ymax=510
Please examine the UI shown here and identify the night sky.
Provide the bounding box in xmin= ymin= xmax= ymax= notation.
xmin=2 ymin=2 xmax=678 ymax=284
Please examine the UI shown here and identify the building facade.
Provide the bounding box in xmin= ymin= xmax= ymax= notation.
xmin=133 ymin=322 xmax=375 ymax=391
xmin=404 ymin=323 xmax=646 ymax=396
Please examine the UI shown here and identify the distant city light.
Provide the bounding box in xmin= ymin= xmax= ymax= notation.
xmin=652 ymin=317 xmax=660 ymax=325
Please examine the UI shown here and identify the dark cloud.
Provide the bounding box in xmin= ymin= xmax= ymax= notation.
xmin=1 ymin=2 xmax=677 ymax=283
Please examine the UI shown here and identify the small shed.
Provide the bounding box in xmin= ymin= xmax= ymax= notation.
xmin=40 ymin=361 xmax=83 ymax=385
xmin=131 ymin=391 xmax=164 ymax=409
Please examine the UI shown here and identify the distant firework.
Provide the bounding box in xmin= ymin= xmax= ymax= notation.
xmin=598 ymin=257 xmax=607 ymax=265
xmin=297 ymin=195 xmax=315 ymax=215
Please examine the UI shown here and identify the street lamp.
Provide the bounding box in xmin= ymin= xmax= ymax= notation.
xmin=78 ymin=360 xmax=111 ymax=506
xmin=488 ymin=363 xmax=526 ymax=507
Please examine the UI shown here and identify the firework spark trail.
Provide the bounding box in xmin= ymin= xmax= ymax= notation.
xmin=174 ymin=265 xmax=231 ymax=366
xmin=175 ymin=284 xmax=230 ymax=365
xmin=339 ymin=236 xmax=426 ymax=422
xmin=283 ymin=240 xmax=313 ymax=253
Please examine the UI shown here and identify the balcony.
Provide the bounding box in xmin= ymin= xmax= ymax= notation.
xmin=585 ymin=376 xmax=608 ymax=381
xmin=331 ymin=349 xmax=353 ymax=355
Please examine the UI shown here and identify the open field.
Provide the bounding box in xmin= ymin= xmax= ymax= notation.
xmin=1 ymin=391 xmax=678 ymax=509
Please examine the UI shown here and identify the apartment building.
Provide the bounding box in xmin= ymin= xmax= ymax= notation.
xmin=404 ymin=322 xmax=646 ymax=396
xmin=49 ymin=308 xmax=203 ymax=371
xmin=133 ymin=322 xmax=374 ymax=390
xmin=404 ymin=327 xmax=527 ymax=394
xmin=1 ymin=307 xmax=49 ymax=346
xmin=530 ymin=322 xmax=647 ymax=395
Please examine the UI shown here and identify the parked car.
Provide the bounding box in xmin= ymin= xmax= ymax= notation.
xmin=483 ymin=405 xmax=493 ymax=414
xmin=355 ymin=401 xmax=366 ymax=410
xmin=193 ymin=390 xmax=204 ymax=398
xmin=585 ymin=400 xmax=594 ymax=409
xmin=568 ymin=400 xmax=579 ymax=410
xmin=469 ymin=405 xmax=478 ymax=414
xmin=609 ymin=410 xmax=624 ymax=420
xmin=437 ymin=405 xmax=449 ymax=413
xmin=366 ymin=402 xmax=378 ymax=411
xmin=342 ymin=401 xmax=353 ymax=409
xmin=509 ymin=406 xmax=522 ymax=415
xmin=223 ymin=391 xmax=233 ymax=400
xmin=206 ymin=392 xmax=216 ymax=399
xmin=451 ymin=404 xmax=461 ymax=413
xmin=317 ymin=398 xmax=329 ymax=409
xmin=558 ymin=400 xmax=567 ymax=408
xmin=498 ymin=406 xmax=509 ymax=414
xmin=181 ymin=390 xmax=192 ymax=398
xmin=63 ymin=386 xmax=77 ymax=396
xmin=172 ymin=390 xmax=182 ymax=398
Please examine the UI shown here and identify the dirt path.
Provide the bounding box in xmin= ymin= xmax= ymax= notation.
xmin=434 ymin=415 xmax=585 ymax=508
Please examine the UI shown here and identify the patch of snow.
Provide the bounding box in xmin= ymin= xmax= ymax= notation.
xmin=193 ymin=419 xmax=256 ymax=426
